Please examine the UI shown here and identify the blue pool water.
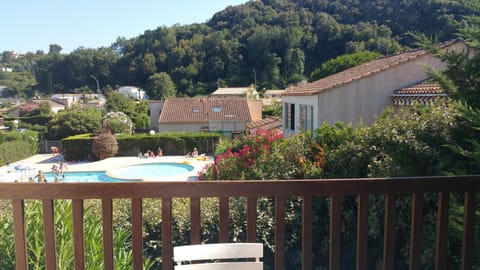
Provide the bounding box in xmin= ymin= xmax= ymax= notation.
xmin=44 ymin=171 xmax=118 ymax=182
xmin=107 ymin=163 xmax=194 ymax=180
xmin=44 ymin=162 xmax=194 ymax=182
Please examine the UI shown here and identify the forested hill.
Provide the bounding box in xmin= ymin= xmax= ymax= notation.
xmin=1 ymin=0 xmax=479 ymax=99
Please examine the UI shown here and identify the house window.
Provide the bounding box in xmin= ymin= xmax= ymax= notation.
xmin=213 ymin=106 xmax=221 ymax=113
xmin=299 ymin=105 xmax=313 ymax=133
xmin=284 ymin=103 xmax=295 ymax=130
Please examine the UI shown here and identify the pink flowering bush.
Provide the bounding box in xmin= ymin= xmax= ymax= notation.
xmin=200 ymin=130 xmax=323 ymax=180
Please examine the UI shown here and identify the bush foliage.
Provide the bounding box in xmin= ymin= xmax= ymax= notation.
xmin=0 ymin=130 xmax=39 ymax=166
xmin=91 ymin=130 xmax=119 ymax=160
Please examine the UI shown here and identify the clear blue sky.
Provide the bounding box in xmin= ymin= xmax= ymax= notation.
xmin=1 ymin=0 xmax=248 ymax=54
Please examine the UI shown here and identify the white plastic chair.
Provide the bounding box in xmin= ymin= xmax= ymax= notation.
xmin=173 ymin=242 xmax=263 ymax=270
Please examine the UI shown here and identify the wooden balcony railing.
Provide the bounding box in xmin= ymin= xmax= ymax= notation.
xmin=0 ymin=175 xmax=479 ymax=270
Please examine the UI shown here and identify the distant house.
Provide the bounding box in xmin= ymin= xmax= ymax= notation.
xmin=210 ymin=86 xmax=259 ymax=100
xmin=8 ymin=101 xmax=40 ymax=117
xmin=32 ymin=99 xmax=65 ymax=113
xmin=281 ymin=39 xmax=467 ymax=137
xmin=51 ymin=93 xmax=106 ymax=109
xmin=117 ymin=86 xmax=147 ymax=100
xmin=147 ymin=100 xmax=164 ymax=131
xmin=263 ymin=89 xmax=284 ymax=106
xmin=157 ymin=97 xmax=262 ymax=136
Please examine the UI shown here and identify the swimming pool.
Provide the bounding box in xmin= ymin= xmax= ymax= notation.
xmin=44 ymin=171 xmax=121 ymax=182
xmin=107 ymin=162 xmax=194 ymax=181
xmin=44 ymin=162 xmax=195 ymax=182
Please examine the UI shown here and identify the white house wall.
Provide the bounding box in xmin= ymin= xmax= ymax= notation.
xmin=158 ymin=123 xmax=204 ymax=133
xmin=320 ymin=55 xmax=446 ymax=126
xmin=282 ymin=95 xmax=317 ymax=137
xmin=209 ymin=121 xmax=247 ymax=132
xmin=283 ymin=54 xmax=448 ymax=137
xmin=158 ymin=121 xmax=247 ymax=133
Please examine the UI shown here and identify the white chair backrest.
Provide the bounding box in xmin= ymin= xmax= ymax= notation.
xmin=173 ymin=243 xmax=263 ymax=270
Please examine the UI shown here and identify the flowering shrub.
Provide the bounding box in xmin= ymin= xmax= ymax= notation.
xmin=201 ymin=129 xmax=324 ymax=180
xmin=101 ymin=111 xmax=134 ymax=135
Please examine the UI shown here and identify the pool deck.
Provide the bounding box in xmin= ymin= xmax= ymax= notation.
xmin=0 ymin=154 xmax=213 ymax=182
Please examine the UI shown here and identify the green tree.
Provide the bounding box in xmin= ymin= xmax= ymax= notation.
xmin=31 ymin=101 xmax=52 ymax=116
xmin=144 ymin=72 xmax=176 ymax=99
xmin=282 ymin=48 xmax=305 ymax=84
xmin=133 ymin=101 xmax=150 ymax=129
xmin=48 ymin=44 xmax=62 ymax=54
xmin=0 ymin=71 xmax=37 ymax=98
xmin=105 ymin=91 xmax=136 ymax=117
xmin=48 ymin=106 xmax=101 ymax=139
xmin=309 ymin=51 xmax=381 ymax=81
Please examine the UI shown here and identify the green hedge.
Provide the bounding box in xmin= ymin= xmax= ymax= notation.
xmin=62 ymin=132 xmax=221 ymax=161
xmin=0 ymin=130 xmax=39 ymax=166
xmin=4 ymin=115 xmax=52 ymax=126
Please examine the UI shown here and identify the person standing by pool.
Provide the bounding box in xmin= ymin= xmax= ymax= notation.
xmin=157 ymin=147 xmax=163 ymax=157
xmin=59 ymin=161 xmax=67 ymax=178
xmin=35 ymin=170 xmax=47 ymax=182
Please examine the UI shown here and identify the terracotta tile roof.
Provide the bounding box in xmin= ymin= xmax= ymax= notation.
xmin=32 ymin=99 xmax=65 ymax=108
xmin=392 ymin=80 xmax=447 ymax=106
xmin=159 ymin=97 xmax=252 ymax=123
xmin=283 ymin=39 xmax=463 ymax=96
xmin=395 ymin=81 xmax=444 ymax=95
xmin=246 ymin=116 xmax=283 ymax=133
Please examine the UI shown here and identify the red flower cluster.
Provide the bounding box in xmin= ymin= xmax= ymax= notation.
xmin=200 ymin=129 xmax=283 ymax=180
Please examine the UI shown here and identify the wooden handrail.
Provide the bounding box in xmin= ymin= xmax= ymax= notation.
xmin=0 ymin=176 xmax=479 ymax=270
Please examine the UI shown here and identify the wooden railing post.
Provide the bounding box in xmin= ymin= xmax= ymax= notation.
xmin=190 ymin=197 xmax=201 ymax=244
xmin=356 ymin=193 xmax=369 ymax=270
xmin=275 ymin=196 xmax=286 ymax=270
xmin=302 ymin=196 xmax=313 ymax=270
xmin=219 ymin=197 xmax=229 ymax=243
xmin=42 ymin=199 xmax=57 ymax=270
xmin=131 ymin=198 xmax=143 ymax=270
xmin=102 ymin=198 xmax=114 ymax=270
xmin=329 ymin=195 xmax=341 ymax=270
xmin=461 ymin=192 xmax=476 ymax=270
xmin=162 ymin=198 xmax=173 ymax=270
xmin=435 ymin=192 xmax=449 ymax=270
xmin=12 ymin=199 xmax=28 ymax=270
xmin=72 ymin=199 xmax=85 ymax=270
xmin=409 ymin=192 xmax=424 ymax=270
xmin=247 ymin=197 xmax=257 ymax=243
xmin=383 ymin=193 xmax=396 ymax=270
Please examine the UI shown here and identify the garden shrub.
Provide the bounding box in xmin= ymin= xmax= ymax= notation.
xmin=0 ymin=130 xmax=39 ymax=165
xmin=92 ymin=130 xmax=118 ymax=160
xmin=201 ymin=129 xmax=324 ymax=180
xmin=101 ymin=111 xmax=134 ymax=135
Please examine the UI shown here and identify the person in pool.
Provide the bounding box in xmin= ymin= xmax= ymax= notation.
xmin=35 ymin=170 xmax=47 ymax=183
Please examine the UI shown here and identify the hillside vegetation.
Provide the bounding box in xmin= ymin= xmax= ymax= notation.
xmin=1 ymin=0 xmax=479 ymax=98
